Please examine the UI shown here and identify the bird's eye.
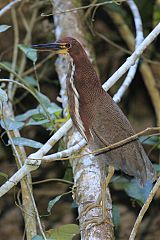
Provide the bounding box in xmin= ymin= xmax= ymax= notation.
xmin=65 ymin=43 xmax=71 ymax=49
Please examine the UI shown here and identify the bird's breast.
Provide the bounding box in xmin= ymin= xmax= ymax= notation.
xmin=66 ymin=57 xmax=102 ymax=141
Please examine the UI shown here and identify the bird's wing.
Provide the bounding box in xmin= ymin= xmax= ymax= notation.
xmin=90 ymin=93 xmax=155 ymax=185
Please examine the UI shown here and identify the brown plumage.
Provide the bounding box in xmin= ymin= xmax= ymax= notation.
xmin=32 ymin=37 xmax=155 ymax=185
xmin=63 ymin=37 xmax=155 ymax=185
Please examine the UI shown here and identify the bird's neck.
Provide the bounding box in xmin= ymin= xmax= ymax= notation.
xmin=66 ymin=51 xmax=103 ymax=140
xmin=69 ymin=50 xmax=102 ymax=93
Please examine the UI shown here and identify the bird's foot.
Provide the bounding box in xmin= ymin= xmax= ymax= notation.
xmin=79 ymin=166 xmax=115 ymax=230
xmin=80 ymin=213 xmax=113 ymax=231
xmin=79 ymin=201 xmax=101 ymax=218
xmin=79 ymin=200 xmax=113 ymax=231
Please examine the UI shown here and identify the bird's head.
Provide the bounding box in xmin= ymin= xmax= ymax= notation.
xmin=32 ymin=37 xmax=84 ymax=59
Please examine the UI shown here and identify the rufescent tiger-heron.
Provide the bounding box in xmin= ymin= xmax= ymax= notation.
xmin=32 ymin=37 xmax=155 ymax=224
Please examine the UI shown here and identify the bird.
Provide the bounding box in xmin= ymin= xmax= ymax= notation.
xmin=32 ymin=37 xmax=155 ymax=186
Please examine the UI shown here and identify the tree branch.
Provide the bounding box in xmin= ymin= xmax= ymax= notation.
xmin=107 ymin=6 xmax=160 ymax=126
xmin=0 ymin=5 xmax=160 ymax=239
xmin=0 ymin=0 xmax=21 ymax=17
xmin=113 ymin=0 xmax=144 ymax=102
xmin=103 ymin=22 xmax=160 ymax=91
xmin=40 ymin=127 xmax=160 ymax=162
xmin=52 ymin=0 xmax=114 ymax=238
xmin=0 ymin=22 xmax=159 ymax=199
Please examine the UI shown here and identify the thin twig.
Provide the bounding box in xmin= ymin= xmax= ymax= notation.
xmin=103 ymin=22 xmax=160 ymax=91
xmin=106 ymin=6 xmax=160 ymax=126
xmin=39 ymin=127 xmax=160 ymax=162
xmin=2 ymin=102 xmax=37 ymax=238
xmin=14 ymin=5 xmax=38 ymax=95
xmin=33 ymin=178 xmax=73 ymax=185
xmin=96 ymin=31 xmax=131 ymax=54
xmin=129 ymin=176 xmax=160 ymax=240
xmin=8 ymin=8 xmax=19 ymax=100
xmin=95 ymin=32 xmax=160 ymax=65
xmin=42 ymin=0 xmax=127 ymax=16
xmin=22 ymin=52 xmax=55 ymax=76
xmin=27 ymin=182 xmax=47 ymax=240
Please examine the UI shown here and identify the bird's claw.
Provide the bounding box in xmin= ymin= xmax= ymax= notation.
xmin=78 ymin=201 xmax=113 ymax=231
xmin=80 ymin=215 xmax=114 ymax=231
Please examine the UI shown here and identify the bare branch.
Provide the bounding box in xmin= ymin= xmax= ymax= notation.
xmin=41 ymin=127 xmax=160 ymax=162
xmin=113 ymin=0 xmax=143 ymax=102
xmin=42 ymin=0 xmax=127 ymax=16
xmin=0 ymin=0 xmax=21 ymax=17
xmin=0 ymin=119 xmax=72 ymax=196
xmin=103 ymin=22 xmax=160 ymax=91
xmin=42 ymin=138 xmax=86 ymax=161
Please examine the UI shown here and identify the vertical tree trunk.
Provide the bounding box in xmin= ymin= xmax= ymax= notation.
xmin=3 ymin=102 xmax=37 ymax=239
xmin=52 ymin=1 xmax=114 ymax=239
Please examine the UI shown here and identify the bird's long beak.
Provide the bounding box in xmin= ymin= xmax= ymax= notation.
xmin=31 ymin=42 xmax=68 ymax=54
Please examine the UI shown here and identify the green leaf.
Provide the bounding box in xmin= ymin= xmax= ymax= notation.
xmin=0 ymin=25 xmax=11 ymax=33
xmin=0 ymin=171 xmax=8 ymax=179
xmin=140 ymin=136 xmax=159 ymax=145
xmin=32 ymin=113 xmax=46 ymax=121
xmin=15 ymin=104 xmax=60 ymax=127
xmin=153 ymin=2 xmax=160 ymax=26
xmin=124 ymin=180 xmax=153 ymax=205
xmin=47 ymin=103 xmax=62 ymax=115
xmin=47 ymin=195 xmax=62 ymax=213
xmin=1 ymin=118 xmax=24 ymax=130
xmin=15 ymin=109 xmax=42 ymax=121
xmin=26 ymin=118 xmax=49 ymax=126
xmin=0 ymin=61 xmax=19 ymax=72
xmin=112 ymin=205 xmax=120 ymax=228
xmin=111 ymin=176 xmax=130 ymax=190
xmin=32 ymin=236 xmax=44 ymax=240
xmin=18 ymin=44 xmax=37 ymax=62
xmin=0 ymin=171 xmax=8 ymax=184
xmin=0 ymin=88 xmax=8 ymax=103
xmin=46 ymin=224 xmax=79 ymax=240
xmin=24 ymin=76 xmax=38 ymax=87
xmin=36 ymin=92 xmax=51 ymax=108
xmin=35 ymin=92 xmax=62 ymax=119
xmin=100 ymin=0 xmax=127 ymax=17
xmin=8 ymin=137 xmax=43 ymax=149
xmin=112 ymin=176 xmax=153 ymax=205
xmin=63 ymin=166 xmax=73 ymax=182
xmin=153 ymin=164 xmax=160 ymax=174
xmin=71 ymin=201 xmax=78 ymax=209
xmin=47 ymin=190 xmax=72 ymax=214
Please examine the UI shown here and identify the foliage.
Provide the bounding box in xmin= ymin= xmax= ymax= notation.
xmin=0 ymin=0 xmax=160 ymax=239
xmin=33 ymin=224 xmax=79 ymax=240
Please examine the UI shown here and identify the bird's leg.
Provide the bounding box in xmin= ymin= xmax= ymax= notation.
xmin=101 ymin=165 xmax=115 ymax=221
xmin=79 ymin=165 xmax=115 ymax=227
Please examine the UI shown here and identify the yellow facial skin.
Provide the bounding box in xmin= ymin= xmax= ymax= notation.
xmin=56 ymin=43 xmax=69 ymax=54
xmin=56 ymin=48 xmax=68 ymax=54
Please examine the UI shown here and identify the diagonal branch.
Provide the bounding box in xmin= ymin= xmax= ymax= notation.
xmin=41 ymin=127 xmax=160 ymax=162
xmin=129 ymin=176 xmax=160 ymax=240
xmin=103 ymin=22 xmax=160 ymax=91
xmin=113 ymin=0 xmax=144 ymax=102
xmin=0 ymin=0 xmax=21 ymax=17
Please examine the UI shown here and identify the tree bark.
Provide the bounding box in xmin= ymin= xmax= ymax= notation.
xmin=52 ymin=1 xmax=114 ymax=239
